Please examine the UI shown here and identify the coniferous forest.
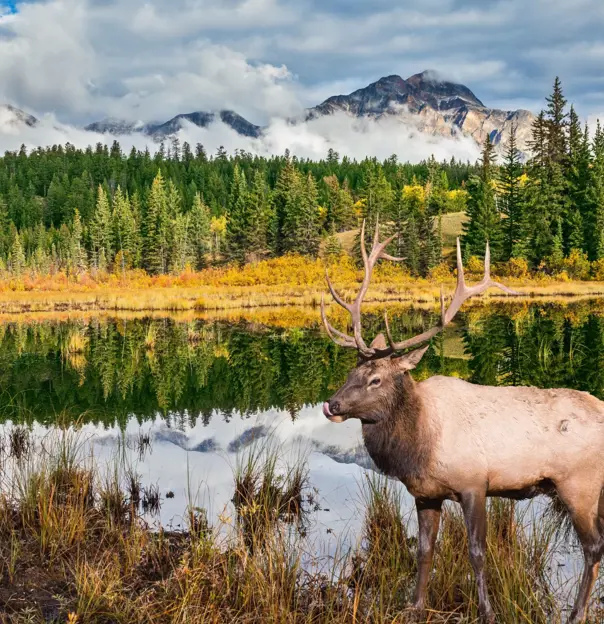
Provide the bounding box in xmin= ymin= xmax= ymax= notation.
xmin=1 ymin=78 xmax=603 ymax=281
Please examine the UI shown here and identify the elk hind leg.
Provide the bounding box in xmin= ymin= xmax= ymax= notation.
xmin=555 ymin=479 xmax=604 ymax=624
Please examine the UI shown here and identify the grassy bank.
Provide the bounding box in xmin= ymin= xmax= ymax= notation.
xmin=1 ymin=254 xmax=604 ymax=317
xmin=0 ymin=426 xmax=590 ymax=623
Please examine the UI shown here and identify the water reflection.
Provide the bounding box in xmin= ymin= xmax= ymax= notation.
xmin=0 ymin=301 xmax=603 ymax=425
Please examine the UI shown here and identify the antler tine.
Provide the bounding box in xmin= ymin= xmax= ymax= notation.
xmin=385 ymin=237 xmax=520 ymax=353
xmin=321 ymin=294 xmax=357 ymax=348
xmin=325 ymin=270 xmax=352 ymax=312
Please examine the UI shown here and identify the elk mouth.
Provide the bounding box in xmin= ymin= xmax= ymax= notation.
xmin=323 ymin=401 xmax=348 ymax=423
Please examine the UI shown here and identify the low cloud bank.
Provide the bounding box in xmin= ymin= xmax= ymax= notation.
xmin=0 ymin=109 xmax=480 ymax=163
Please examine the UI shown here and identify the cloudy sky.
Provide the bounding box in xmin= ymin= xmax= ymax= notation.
xmin=1 ymin=0 xmax=604 ymax=127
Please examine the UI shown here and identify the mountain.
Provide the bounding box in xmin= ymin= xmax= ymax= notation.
xmin=0 ymin=104 xmax=38 ymax=128
xmin=306 ymin=70 xmax=535 ymax=154
xmin=86 ymin=110 xmax=262 ymax=140
xmin=24 ymin=70 xmax=534 ymax=157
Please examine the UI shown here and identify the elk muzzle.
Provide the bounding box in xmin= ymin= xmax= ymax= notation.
xmin=323 ymin=401 xmax=348 ymax=423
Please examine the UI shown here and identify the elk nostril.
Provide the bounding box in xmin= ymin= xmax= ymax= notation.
xmin=330 ymin=401 xmax=341 ymax=414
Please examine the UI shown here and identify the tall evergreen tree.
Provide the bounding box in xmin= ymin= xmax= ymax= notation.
xmin=189 ymin=193 xmax=212 ymax=269
xmin=112 ymin=186 xmax=138 ymax=272
xmin=90 ymin=185 xmax=113 ymax=270
xmin=462 ymin=135 xmax=503 ymax=260
xmin=499 ymin=125 xmax=528 ymax=259
xmin=145 ymin=171 xmax=170 ymax=274
xmin=226 ymin=164 xmax=250 ymax=264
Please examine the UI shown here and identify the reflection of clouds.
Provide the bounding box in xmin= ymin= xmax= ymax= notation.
xmin=13 ymin=404 xmax=405 ymax=558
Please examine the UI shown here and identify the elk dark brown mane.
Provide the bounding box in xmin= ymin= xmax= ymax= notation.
xmin=321 ymin=220 xmax=604 ymax=624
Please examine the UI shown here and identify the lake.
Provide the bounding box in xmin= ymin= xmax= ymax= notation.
xmin=1 ymin=299 xmax=603 ymax=583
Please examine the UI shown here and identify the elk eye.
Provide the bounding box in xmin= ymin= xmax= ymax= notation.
xmin=369 ymin=377 xmax=381 ymax=387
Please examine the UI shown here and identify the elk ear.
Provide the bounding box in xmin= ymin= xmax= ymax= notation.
xmin=370 ymin=333 xmax=387 ymax=350
xmin=393 ymin=345 xmax=429 ymax=371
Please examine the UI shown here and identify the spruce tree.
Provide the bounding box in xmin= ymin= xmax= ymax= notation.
xmin=69 ymin=209 xmax=87 ymax=274
xmin=170 ymin=213 xmax=192 ymax=273
xmin=462 ymin=135 xmax=504 ymax=260
xmin=499 ymin=125 xmax=528 ymax=259
xmin=90 ymin=185 xmax=113 ymax=271
xmin=189 ymin=193 xmax=212 ymax=269
xmin=226 ymin=164 xmax=250 ymax=264
xmin=9 ymin=229 xmax=26 ymax=277
xmin=246 ymin=170 xmax=271 ymax=258
xmin=587 ymin=121 xmax=604 ymax=260
xmin=112 ymin=186 xmax=138 ymax=272
xmin=145 ymin=171 xmax=170 ymax=274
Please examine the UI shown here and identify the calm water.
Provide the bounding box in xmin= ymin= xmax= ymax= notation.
xmin=1 ymin=300 xmax=603 ymax=578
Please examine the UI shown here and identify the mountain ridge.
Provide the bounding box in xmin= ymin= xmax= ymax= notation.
xmin=3 ymin=71 xmax=535 ymax=155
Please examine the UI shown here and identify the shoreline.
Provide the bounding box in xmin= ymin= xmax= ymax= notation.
xmin=0 ymin=280 xmax=603 ymax=318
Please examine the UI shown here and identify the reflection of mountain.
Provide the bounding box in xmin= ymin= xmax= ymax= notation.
xmin=1 ymin=304 xmax=603 ymax=427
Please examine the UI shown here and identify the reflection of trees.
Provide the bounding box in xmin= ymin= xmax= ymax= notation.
xmin=1 ymin=303 xmax=603 ymax=427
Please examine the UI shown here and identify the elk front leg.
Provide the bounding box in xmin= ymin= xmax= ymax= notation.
xmin=411 ymin=498 xmax=442 ymax=613
xmin=461 ymin=490 xmax=494 ymax=624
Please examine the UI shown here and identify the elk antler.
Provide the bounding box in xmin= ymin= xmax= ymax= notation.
xmin=321 ymin=218 xmax=404 ymax=360
xmin=383 ymin=238 xmax=520 ymax=353
xmin=322 ymin=226 xmax=520 ymax=360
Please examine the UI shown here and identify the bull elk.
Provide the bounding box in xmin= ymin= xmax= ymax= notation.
xmin=321 ymin=221 xmax=604 ymax=623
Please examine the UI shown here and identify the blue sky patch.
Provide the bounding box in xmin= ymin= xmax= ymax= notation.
xmin=0 ymin=0 xmax=18 ymax=14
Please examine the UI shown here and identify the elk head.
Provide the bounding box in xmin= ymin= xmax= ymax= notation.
xmin=321 ymin=219 xmax=518 ymax=424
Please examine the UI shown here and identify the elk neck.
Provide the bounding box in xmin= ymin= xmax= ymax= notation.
xmin=361 ymin=371 xmax=435 ymax=484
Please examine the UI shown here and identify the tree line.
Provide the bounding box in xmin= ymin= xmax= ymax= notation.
xmin=0 ymin=138 xmax=475 ymax=277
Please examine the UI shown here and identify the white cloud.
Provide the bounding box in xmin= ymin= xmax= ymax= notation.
xmin=0 ymin=107 xmax=480 ymax=164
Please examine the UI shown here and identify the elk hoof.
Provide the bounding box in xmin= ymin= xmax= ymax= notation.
xmin=403 ymin=603 xmax=425 ymax=622
xmin=480 ymin=611 xmax=496 ymax=624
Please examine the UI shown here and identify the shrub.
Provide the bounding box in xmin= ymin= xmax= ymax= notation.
xmin=428 ymin=262 xmax=453 ymax=283
xmin=562 ymin=249 xmax=591 ymax=280
xmin=592 ymin=258 xmax=604 ymax=281
xmin=466 ymin=255 xmax=484 ymax=276
xmin=499 ymin=257 xmax=529 ymax=279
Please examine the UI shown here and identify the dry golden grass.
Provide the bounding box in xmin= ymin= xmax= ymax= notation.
xmin=0 ymin=253 xmax=603 ymax=319
xmin=0 ymin=427 xmax=576 ymax=624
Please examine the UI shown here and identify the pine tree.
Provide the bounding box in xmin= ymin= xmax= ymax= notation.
xmin=297 ymin=172 xmax=321 ymax=256
xmin=462 ymin=135 xmax=504 ymax=260
xmin=246 ymin=170 xmax=272 ymax=258
xmin=145 ymin=171 xmax=170 ymax=274
xmin=170 ymin=213 xmax=192 ymax=273
xmin=69 ymin=209 xmax=87 ymax=274
xmin=189 ymin=193 xmax=212 ymax=269
xmin=90 ymin=185 xmax=113 ymax=270
xmin=9 ymin=229 xmax=26 ymax=277
xmin=323 ymin=225 xmax=343 ymax=261
xmin=587 ymin=121 xmax=604 ymax=260
xmin=499 ymin=125 xmax=528 ymax=259
xmin=354 ymin=164 xmax=394 ymax=262
xmin=0 ymin=194 xmax=9 ymax=258
xmin=271 ymin=158 xmax=297 ymax=255
xmin=226 ymin=164 xmax=250 ymax=264
xmin=112 ymin=186 xmax=138 ymax=272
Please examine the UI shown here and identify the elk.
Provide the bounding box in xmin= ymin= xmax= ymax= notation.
xmin=321 ymin=221 xmax=604 ymax=624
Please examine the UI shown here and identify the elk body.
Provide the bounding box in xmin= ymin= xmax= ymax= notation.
xmin=321 ymin=222 xmax=604 ymax=624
